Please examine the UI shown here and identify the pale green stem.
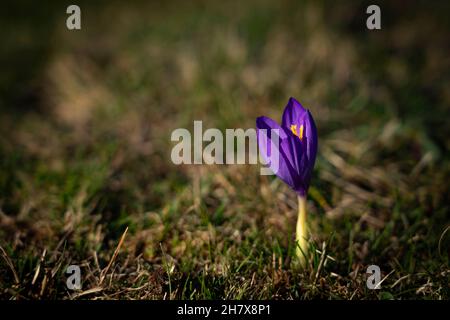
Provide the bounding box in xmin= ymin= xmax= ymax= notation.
xmin=296 ymin=195 xmax=308 ymax=266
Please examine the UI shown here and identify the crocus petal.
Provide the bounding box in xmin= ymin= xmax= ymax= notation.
xmin=281 ymin=97 xmax=307 ymax=129
xmin=281 ymin=97 xmax=318 ymax=173
xmin=256 ymin=116 xmax=300 ymax=190
xmin=278 ymin=126 xmax=307 ymax=188
xmin=302 ymin=110 xmax=318 ymax=171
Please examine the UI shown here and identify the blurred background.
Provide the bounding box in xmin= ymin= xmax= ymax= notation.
xmin=0 ymin=0 xmax=449 ymax=299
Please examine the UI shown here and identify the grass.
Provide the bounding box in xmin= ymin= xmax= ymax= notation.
xmin=0 ymin=0 xmax=449 ymax=299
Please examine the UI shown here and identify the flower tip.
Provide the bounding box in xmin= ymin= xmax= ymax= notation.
xmin=288 ymin=96 xmax=298 ymax=103
xmin=287 ymin=96 xmax=307 ymax=112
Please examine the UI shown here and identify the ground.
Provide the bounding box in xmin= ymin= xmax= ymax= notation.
xmin=0 ymin=1 xmax=449 ymax=299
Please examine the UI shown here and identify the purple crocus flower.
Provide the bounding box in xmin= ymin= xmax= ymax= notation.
xmin=256 ymin=97 xmax=318 ymax=196
xmin=256 ymin=97 xmax=318 ymax=265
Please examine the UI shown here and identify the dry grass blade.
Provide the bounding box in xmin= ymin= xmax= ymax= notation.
xmin=32 ymin=249 xmax=47 ymax=285
xmin=374 ymin=269 xmax=395 ymax=290
xmin=71 ymin=287 xmax=104 ymax=299
xmin=0 ymin=245 xmax=19 ymax=284
xmin=313 ymin=242 xmax=327 ymax=285
xmin=438 ymin=226 xmax=450 ymax=258
xmin=390 ymin=274 xmax=411 ymax=289
xmin=99 ymin=227 xmax=128 ymax=285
